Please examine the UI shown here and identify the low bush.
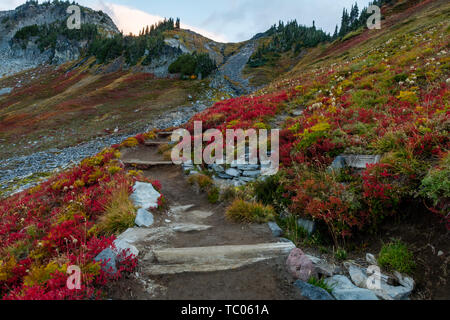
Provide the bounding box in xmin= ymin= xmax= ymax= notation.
xmin=226 ymin=199 xmax=276 ymax=223
xmin=97 ymin=185 xmax=137 ymax=235
xmin=378 ymin=240 xmax=415 ymax=274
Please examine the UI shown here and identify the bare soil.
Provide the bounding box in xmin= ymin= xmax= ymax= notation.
xmin=109 ymin=144 xmax=304 ymax=300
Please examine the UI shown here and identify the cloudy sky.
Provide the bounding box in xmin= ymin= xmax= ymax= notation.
xmin=0 ymin=0 xmax=373 ymax=42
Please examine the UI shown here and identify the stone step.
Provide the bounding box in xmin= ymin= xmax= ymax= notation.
xmin=171 ymin=223 xmax=212 ymax=233
xmin=123 ymin=159 xmax=174 ymax=168
xmin=157 ymin=131 xmax=174 ymax=137
xmin=146 ymin=242 xmax=295 ymax=275
xmin=144 ymin=141 xmax=168 ymax=147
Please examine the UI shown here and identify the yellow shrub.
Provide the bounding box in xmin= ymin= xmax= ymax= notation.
xmin=0 ymin=256 xmax=17 ymax=281
xmin=127 ymin=170 xmax=143 ymax=177
xmin=225 ymin=199 xmax=275 ymax=223
xmin=97 ymin=186 xmax=136 ymax=235
xmin=23 ymin=262 xmax=67 ymax=287
xmin=397 ymin=91 xmax=418 ymax=104
xmin=88 ymin=169 xmax=104 ymax=184
xmin=144 ymin=131 xmax=157 ymax=140
xmin=121 ymin=137 xmax=139 ymax=148
xmin=81 ymin=155 xmax=104 ymax=167
xmin=51 ymin=179 xmax=70 ymax=191
xmin=188 ymin=174 xmax=213 ymax=191
xmin=108 ymin=166 xmax=123 ymax=175
xmin=73 ymin=179 xmax=85 ymax=189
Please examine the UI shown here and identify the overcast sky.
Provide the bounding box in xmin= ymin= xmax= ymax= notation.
xmin=0 ymin=0 xmax=373 ymax=42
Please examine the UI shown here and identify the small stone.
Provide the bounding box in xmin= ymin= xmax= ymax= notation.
xmin=242 ymin=170 xmax=261 ymax=178
xmin=366 ymin=253 xmax=378 ymax=265
xmin=307 ymin=255 xmax=339 ymax=277
xmin=393 ymin=271 xmax=415 ymax=291
xmin=286 ymin=248 xmax=317 ymax=281
xmin=268 ymin=222 xmax=283 ymax=237
xmin=216 ymin=172 xmax=233 ymax=179
xmin=239 ymin=176 xmax=256 ymax=183
xmin=135 ymin=208 xmax=154 ymax=228
xmin=292 ymin=109 xmax=303 ymax=117
xmin=225 ymin=168 xmax=241 ymax=177
xmin=446 ymin=78 xmax=450 ymax=85
xmin=210 ymin=164 xmax=225 ymax=173
xmin=437 ymin=251 xmax=444 ymax=257
xmin=294 ymin=280 xmax=335 ymax=300
xmin=237 ymin=164 xmax=260 ymax=171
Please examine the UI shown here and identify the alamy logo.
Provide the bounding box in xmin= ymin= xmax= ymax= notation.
xmin=171 ymin=121 xmax=280 ymax=176
xmin=367 ymin=5 xmax=382 ymax=30
xmin=66 ymin=265 xmax=81 ymax=290
xmin=67 ymin=5 xmax=81 ymax=30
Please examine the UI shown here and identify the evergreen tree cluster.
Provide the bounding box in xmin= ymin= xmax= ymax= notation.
xmin=168 ymin=52 xmax=216 ymax=78
xmin=88 ymin=17 xmax=181 ymax=65
xmin=248 ymin=0 xmax=397 ymax=68
xmin=13 ymin=21 xmax=98 ymax=51
xmin=248 ymin=20 xmax=331 ymax=68
xmin=335 ymin=1 xmax=397 ymax=38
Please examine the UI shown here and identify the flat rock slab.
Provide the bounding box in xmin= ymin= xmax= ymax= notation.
xmin=188 ymin=210 xmax=215 ymax=220
xmin=147 ymin=242 xmax=296 ymax=275
xmin=117 ymin=227 xmax=174 ymax=247
xmin=144 ymin=141 xmax=168 ymax=147
xmin=171 ymin=223 xmax=212 ymax=233
xmin=123 ymin=160 xmax=174 ymax=167
xmin=169 ymin=204 xmax=196 ymax=215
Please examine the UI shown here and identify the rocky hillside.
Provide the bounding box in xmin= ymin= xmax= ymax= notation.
xmin=0 ymin=1 xmax=119 ymax=77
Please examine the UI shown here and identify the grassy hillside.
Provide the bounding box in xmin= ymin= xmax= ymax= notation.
xmin=0 ymin=58 xmax=216 ymax=161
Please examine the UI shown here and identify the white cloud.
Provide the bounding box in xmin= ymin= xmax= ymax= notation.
xmin=80 ymin=1 xmax=229 ymax=42
xmin=0 ymin=0 xmax=25 ymax=11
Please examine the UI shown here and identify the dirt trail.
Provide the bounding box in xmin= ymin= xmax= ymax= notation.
xmin=109 ymin=139 xmax=303 ymax=300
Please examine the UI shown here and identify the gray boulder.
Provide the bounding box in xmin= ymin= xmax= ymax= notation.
xmin=225 ymin=168 xmax=241 ymax=177
xmin=94 ymin=248 xmax=117 ymax=274
xmin=346 ymin=263 xmax=413 ymax=300
xmin=135 ymin=208 xmax=155 ymax=227
xmin=216 ymin=172 xmax=234 ymax=179
xmin=242 ymin=170 xmax=261 ymax=178
xmin=297 ymin=218 xmax=316 ymax=235
xmin=307 ymin=255 xmax=341 ymax=277
xmin=329 ymin=156 xmax=347 ymax=171
xmin=237 ymin=164 xmax=260 ymax=171
xmin=268 ymin=222 xmax=283 ymax=237
xmin=294 ymin=280 xmax=335 ymax=300
xmin=113 ymin=239 xmax=139 ymax=260
xmin=366 ymin=253 xmax=378 ymax=266
xmin=130 ymin=182 xmax=161 ymax=210
xmin=324 ymin=275 xmax=379 ymax=300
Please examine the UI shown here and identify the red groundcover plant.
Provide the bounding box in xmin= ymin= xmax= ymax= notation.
xmin=0 ymin=145 xmax=161 ymax=300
